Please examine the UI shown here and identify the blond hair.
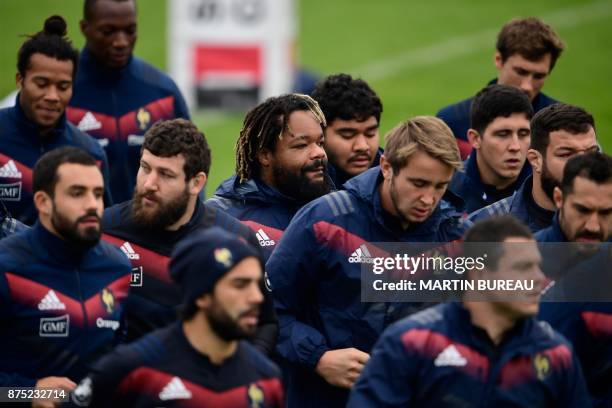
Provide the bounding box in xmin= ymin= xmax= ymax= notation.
xmin=384 ymin=116 xmax=462 ymax=173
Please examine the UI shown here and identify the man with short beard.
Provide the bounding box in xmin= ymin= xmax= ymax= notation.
xmin=207 ymin=94 xmax=333 ymax=260
xmin=101 ymin=119 xmax=278 ymax=355
xmin=469 ymin=103 xmax=598 ymax=232
xmin=267 ymin=116 xmax=469 ymax=407
xmin=71 ymin=228 xmax=284 ymax=407
xmin=0 ymin=147 xmax=131 ymax=396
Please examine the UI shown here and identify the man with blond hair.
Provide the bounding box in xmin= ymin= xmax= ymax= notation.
xmin=266 ymin=116 xmax=469 ymax=407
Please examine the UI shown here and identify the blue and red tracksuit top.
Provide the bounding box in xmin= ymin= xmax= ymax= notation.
xmin=537 ymin=216 xmax=612 ymax=406
xmin=0 ymin=222 xmax=131 ymax=387
xmin=348 ymin=302 xmax=592 ymax=407
xmin=436 ymin=78 xmax=558 ymax=160
xmin=265 ymin=166 xmax=469 ymax=407
xmin=206 ymin=176 xmax=305 ymax=261
xmin=101 ymin=199 xmax=278 ymax=355
xmin=448 ymin=152 xmax=531 ymax=214
xmin=468 ymin=175 xmax=555 ymax=233
xmin=0 ymin=101 xmax=112 ymax=225
xmin=70 ymin=322 xmax=284 ymax=407
xmin=67 ymin=48 xmax=190 ymax=203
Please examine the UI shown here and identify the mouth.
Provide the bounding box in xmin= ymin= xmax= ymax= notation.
xmin=504 ymin=158 xmax=522 ymax=167
xmin=575 ymin=236 xmax=602 ymax=243
xmin=349 ymin=155 xmax=372 ymax=167
xmin=411 ymin=208 xmax=430 ymax=218
xmin=305 ymin=166 xmax=325 ymax=177
xmin=78 ymin=216 xmax=100 ymax=228
xmin=239 ymin=310 xmax=260 ymax=326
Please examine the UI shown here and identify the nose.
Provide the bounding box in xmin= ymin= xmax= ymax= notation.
xmin=112 ymin=32 xmax=129 ymax=49
xmin=311 ymin=142 xmax=326 ymax=160
xmin=584 ymin=212 xmax=601 ymax=234
xmin=84 ymin=191 xmax=101 ymax=211
xmin=353 ymin=134 xmax=370 ymax=152
xmin=249 ymin=282 xmax=264 ymax=305
xmin=419 ymin=189 xmax=435 ymax=206
xmin=142 ymin=172 xmax=158 ymax=191
xmin=520 ymin=77 xmax=534 ymax=96
xmin=508 ymin=134 xmax=521 ymax=152
xmin=44 ymin=85 xmax=60 ymax=102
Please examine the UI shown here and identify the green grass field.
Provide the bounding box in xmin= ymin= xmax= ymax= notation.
xmin=1 ymin=0 xmax=610 ymax=196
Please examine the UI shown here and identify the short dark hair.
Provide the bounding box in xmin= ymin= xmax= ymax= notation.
xmin=235 ymin=94 xmax=326 ymax=182
xmin=311 ymin=73 xmax=383 ymax=124
xmin=142 ymin=119 xmax=211 ymax=179
xmin=17 ymin=16 xmax=79 ymax=80
xmin=83 ymin=0 xmax=134 ymax=21
xmin=33 ymin=147 xmax=98 ymax=197
xmin=464 ymin=215 xmax=533 ymax=270
xmin=530 ymin=103 xmax=596 ymax=154
xmin=496 ymin=17 xmax=565 ymax=70
xmin=470 ymin=84 xmax=533 ymax=135
xmin=561 ymin=152 xmax=612 ymax=196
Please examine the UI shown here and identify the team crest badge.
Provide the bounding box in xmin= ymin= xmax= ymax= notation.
xmin=247 ymin=383 xmax=264 ymax=408
xmin=136 ymin=107 xmax=151 ymax=130
xmin=533 ymin=353 xmax=550 ymax=380
xmin=101 ymin=288 xmax=115 ymax=314
xmin=214 ymin=248 xmax=233 ymax=268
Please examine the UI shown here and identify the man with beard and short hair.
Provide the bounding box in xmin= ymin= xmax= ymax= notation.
xmin=437 ymin=17 xmax=564 ymax=160
xmin=267 ymin=116 xmax=469 ymax=407
xmin=71 ymin=228 xmax=284 ymax=407
xmin=311 ymin=73 xmax=383 ymax=187
xmin=0 ymin=15 xmax=112 ymax=225
xmin=469 ymin=103 xmax=598 ymax=232
xmin=0 ymin=147 xmax=131 ymax=395
xmin=448 ymin=84 xmax=533 ymax=214
xmin=537 ymin=152 xmax=612 ymax=406
xmin=207 ymin=93 xmax=332 ymax=260
xmin=101 ymin=118 xmax=278 ymax=355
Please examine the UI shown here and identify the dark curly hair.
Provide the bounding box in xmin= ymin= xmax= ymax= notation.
xmin=470 ymin=84 xmax=533 ymax=135
xmin=235 ymin=94 xmax=326 ymax=182
xmin=17 ymin=15 xmax=79 ymax=79
xmin=311 ymin=73 xmax=382 ymax=124
xmin=142 ymin=119 xmax=211 ymax=180
xmin=561 ymin=152 xmax=612 ymax=195
xmin=530 ymin=103 xmax=595 ymax=155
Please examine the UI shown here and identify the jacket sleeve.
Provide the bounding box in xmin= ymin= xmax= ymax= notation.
xmin=172 ymin=85 xmax=190 ymax=120
xmin=265 ymin=209 xmax=329 ymax=370
xmin=347 ymin=325 xmax=416 ymax=407
xmin=0 ymin=268 xmax=37 ymax=387
xmin=99 ymin=150 xmax=113 ymax=207
xmin=554 ymin=344 xmax=594 ymax=408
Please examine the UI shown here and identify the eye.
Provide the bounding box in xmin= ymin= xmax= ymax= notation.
xmin=293 ymin=144 xmax=307 ymax=149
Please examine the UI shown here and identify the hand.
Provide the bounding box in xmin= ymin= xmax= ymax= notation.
xmin=315 ymin=348 xmax=370 ymax=389
xmin=32 ymin=376 xmax=76 ymax=408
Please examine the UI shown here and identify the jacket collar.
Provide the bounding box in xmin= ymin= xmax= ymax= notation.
xmin=30 ymin=221 xmax=95 ymax=266
xmin=11 ymin=94 xmax=67 ymax=142
xmin=80 ymin=47 xmax=133 ymax=82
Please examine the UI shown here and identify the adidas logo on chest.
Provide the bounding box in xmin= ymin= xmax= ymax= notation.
xmin=120 ymin=242 xmax=140 ymax=260
xmin=38 ymin=290 xmax=66 ymax=311
xmin=348 ymin=244 xmax=374 ymax=263
xmin=256 ymin=229 xmax=275 ymax=247
xmin=0 ymin=160 xmax=22 ymax=179
xmin=159 ymin=377 xmax=192 ymax=401
xmin=434 ymin=344 xmax=467 ymax=367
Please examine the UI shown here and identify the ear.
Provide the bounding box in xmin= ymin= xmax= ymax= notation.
xmin=526 ymin=149 xmax=542 ymax=173
xmin=258 ymin=149 xmax=272 ymax=168
xmin=80 ymin=19 xmax=88 ymax=36
xmin=379 ymin=155 xmax=393 ymax=181
xmin=494 ymin=51 xmax=503 ymax=70
xmin=33 ymin=191 xmax=53 ymax=217
xmin=188 ymin=172 xmax=207 ymax=196
xmin=553 ymin=186 xmax=563 ymax=209
xmin=15 ymin=72 xmax=23 ymax=89
xmin=195 ymin=294 xmax=211 ymax=309
xmin=467 ymin=129 xmax=481 ymax=149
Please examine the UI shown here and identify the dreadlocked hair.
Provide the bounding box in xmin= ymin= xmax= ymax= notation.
xmin=235 ymin=93 xmax=326 ymax=182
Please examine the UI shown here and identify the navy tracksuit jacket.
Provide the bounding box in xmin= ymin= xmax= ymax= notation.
xmin=436 ymin=78 xmax=558 ymax=160
xmin=348 ymin=302 xmax=591 ymax=407
xmin=0 ymin=101 xmax=112 ymax=225
xmin=469 ymin=175 xmax=555 ymax=233
xmin=0 ymin=222 xmax=131 ymax=386
xmin=67 ymin=48 xmax=190 ymax=203
xmin=70 ymin=322 xmax=284 ymax=407
xmin=448 ymin=152 xmax=531 ymax=214
xmin=266 ymin=166 xmax=469 ymax=407
xmin=101 ymin=199 xmax=278 ymax=355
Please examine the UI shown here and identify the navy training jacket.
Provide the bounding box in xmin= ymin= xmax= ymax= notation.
xmin=348 ymin=302 xmax=592 ymax=407
xmin=70 ymin=322 xmax=284 ymax=407
xmin=0 ymin=101 xmax=112 ymax=225
xmin=469 ymin=176 xmax=555 ymax=233
xmin=67 ymin=48 xmax=189 ymax=203
xmin=266 ymin=166 xmax=469 ymax=407
xmin=0 ymin=222 xmax=131 ymax=386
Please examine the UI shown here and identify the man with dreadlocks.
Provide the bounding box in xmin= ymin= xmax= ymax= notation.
xmin=207 ymin=93 xmax=333 ymax=260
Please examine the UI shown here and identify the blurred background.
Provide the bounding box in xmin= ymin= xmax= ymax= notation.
xmin=1 ymin=0 xmax=610 ymax=196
